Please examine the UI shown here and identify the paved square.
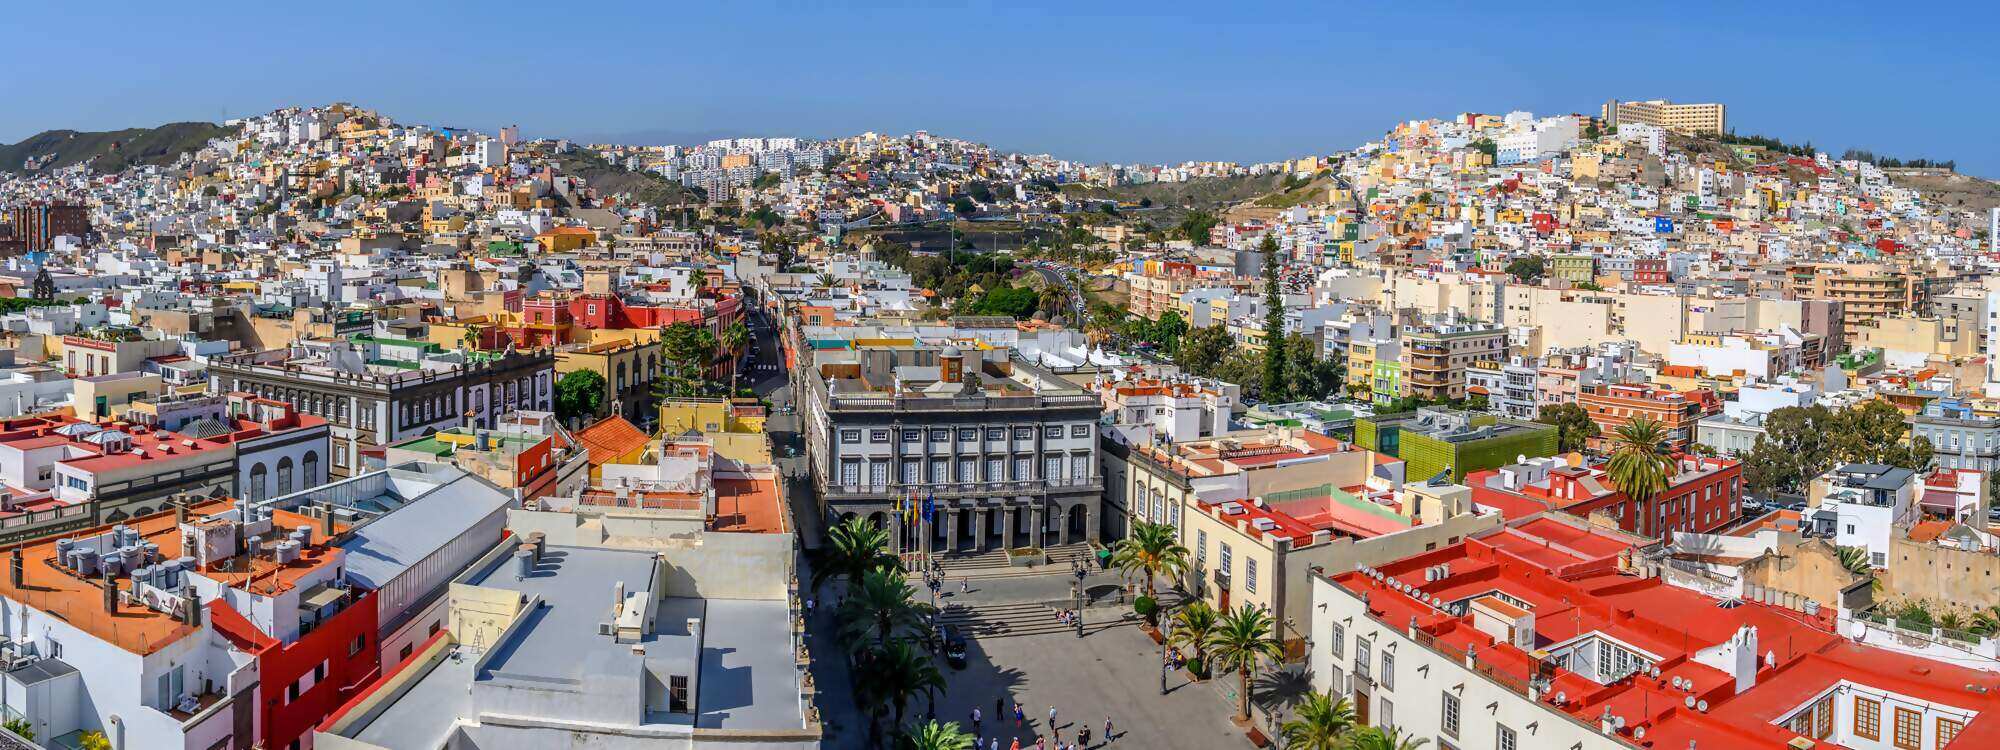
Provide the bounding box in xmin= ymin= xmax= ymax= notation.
xmin=808 ymin=570 xmax=1252 ymax=750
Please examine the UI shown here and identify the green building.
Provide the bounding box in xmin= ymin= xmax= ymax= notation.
xmin=1549 ymin=254 xmax=1597 ymax=283
xmin=1354 ymin=407 xmax=1557 ymax=483
xmin=1370 ymin=360 xmax=1403 ymax=405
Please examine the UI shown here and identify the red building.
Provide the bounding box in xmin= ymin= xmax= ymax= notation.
xmin=1632 ymin=258 xmax=1669 ymax=284
xmin=1469 ymin=453 xmax=1742 ymax=537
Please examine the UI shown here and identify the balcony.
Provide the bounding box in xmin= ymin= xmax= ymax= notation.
xmin=823 ymin=476 xmax=1102 ymax=502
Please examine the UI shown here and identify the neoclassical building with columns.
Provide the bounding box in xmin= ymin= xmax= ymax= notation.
xmin=802 ymin=344 xmax=1103 ymax=555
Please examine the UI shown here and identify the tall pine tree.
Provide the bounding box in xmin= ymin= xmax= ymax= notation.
xmin=1259 ymin=234 xmax=1287 ymax=402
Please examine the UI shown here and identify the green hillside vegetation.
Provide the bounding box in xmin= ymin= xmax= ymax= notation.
xmin=1252 ymin=172 xmax=1334 ymax=208
xmin=1059 ymin=173 xmax=1286 ymax=209
xmin=0 ymin=122 xmax=230 ymax=174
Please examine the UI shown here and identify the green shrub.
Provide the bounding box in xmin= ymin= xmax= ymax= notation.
xmin=1134 ymin=595 xmax=1158 ymax=619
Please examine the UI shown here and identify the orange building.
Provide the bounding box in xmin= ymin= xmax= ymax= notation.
xmin=1576 ymin=382 xmax=1719 ymax=452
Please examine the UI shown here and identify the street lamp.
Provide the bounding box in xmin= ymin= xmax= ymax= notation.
xmin=1073 ymin=558 xmax=1088 ymax=638
xmin=1159 ymin=620 xmax=1173 ymax=695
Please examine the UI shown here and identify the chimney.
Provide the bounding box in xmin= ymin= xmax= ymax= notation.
xmin=174 ymin=497 xmax=187 ymax=526
xmin=102 ymin=572 xmax=118 ymax=614
xmin=7 ymin=548 xmax=19 ymax=589
xmin=321 ymin=506 xmax=336 ymax=538
xmin=182 ymin=583 xmax=202 ymax=626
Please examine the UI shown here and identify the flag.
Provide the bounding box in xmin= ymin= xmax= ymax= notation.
xmin=922 ymin=491 xmax=936 ymax=525
xmin=902 ymin=492 xmax=917 ymax=526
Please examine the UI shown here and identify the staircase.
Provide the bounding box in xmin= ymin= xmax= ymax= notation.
xmin=934 ymin=600 xmax=1136 ymax=640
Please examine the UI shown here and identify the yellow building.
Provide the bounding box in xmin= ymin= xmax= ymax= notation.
xmin=73 ymin=372 xmax=164 ymax=422
xmin=1601 ymin=99 xmax=1727 ymax=135
xmin=556 ymin=339 xmax=663 ymax=425
xmin=657 ymin=397 xmax=771 ymax=465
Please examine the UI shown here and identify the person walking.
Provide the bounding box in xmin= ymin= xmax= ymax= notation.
xmin=1103 ymin=716 xmax=1114 ymax=743
xmin=996 ymin=696 xmax=1006 ymax=718
xmin=989 ymin=738 xmax=999 ymax=750
xmin=1014 ymin=703 xmax=1025 ymax=727
xmin=1048 ymin=705 xmax=1058 ymax=730
xmin=1078 ymin=724 xmax=1091 ymax=746
xmin=1035 ymin=738 xmax=1045 ymax=750
xmin=1009 ymin=738 xmax=1020 ymax=750
xmin=961 ymin=577 xmax=970 ymax=593
xmin=972 ymin=706 xmax=982 ymax=734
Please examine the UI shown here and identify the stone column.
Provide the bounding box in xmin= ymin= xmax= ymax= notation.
xmin=971 ymin=506 xmax=987 ymax=552
xmin=1059 ymin=503 xmax=1071 ymax=548
xmin=1031 ymin=502 xmax=1046 ymax=550
xmin=943 ymin=508 xmax=959 ymax=554
xmin=1084 ymin=505 xmax=1098 ymax=543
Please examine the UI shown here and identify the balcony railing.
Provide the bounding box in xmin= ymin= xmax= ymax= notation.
xmin=823 ymin=476 xmax=1102 ymax=500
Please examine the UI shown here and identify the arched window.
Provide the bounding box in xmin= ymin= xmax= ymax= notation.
xmin=248 ymin=463 xmax=268 ymax=502
xmin=303 ymin=451 xmax=320 ymax=487
xmin=277 ymin=457 xmax=294 ymax=497
xmin=616 ymin=361 xmax=628 ymax=391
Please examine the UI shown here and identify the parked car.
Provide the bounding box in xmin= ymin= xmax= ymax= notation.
xmin=943 ymin=625 xmax=968 ymax=668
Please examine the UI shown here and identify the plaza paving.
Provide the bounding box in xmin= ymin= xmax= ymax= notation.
xmin=808 ymin=567 xmax=1257 ymax=749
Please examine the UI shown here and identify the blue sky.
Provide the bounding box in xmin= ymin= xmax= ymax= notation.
xmin=5 ymin=1 xmax=1998 ymax=175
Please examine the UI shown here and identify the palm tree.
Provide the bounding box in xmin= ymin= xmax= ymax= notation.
xmin=900 ymin=719 xmax=975 ymax=750
xmin=1605 ymin=416 xmax=1672 ymax=531
xmin=1206 ymin=605 xmax=1285 ymax=722
xmin=1972 ymin=606 xmax=2000 ymax=636
xmin=1939 ymin=611 xmax=1970 ymax=634
xmin=1342 ymin=726 xmax=1429 ymax=750
xmin=1111 ymin=521 xmax=1190 ymax=602
xmin=815 ymin=272 xmax=837 ymax=289
xmin=1276 ymin=691 xmax=1355 ymax=750
xmin=1167 ymin=600 xmax=1220 ymax=676
xmin=858 ymin=640 xmax=947 ymax=744
xmin=837 ymin=567 xmax=936 ymax=649
xmin=811 ymin=516 xmax=897 ymax=594
xmin=721 ymin=320 xmax=751 ymax=395
xmin=1834 ymin=545 xmax=1885 ymax=593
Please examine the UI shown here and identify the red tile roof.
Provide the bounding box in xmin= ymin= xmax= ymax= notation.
xmin=574 ymin=416 xmax=649 ymax=466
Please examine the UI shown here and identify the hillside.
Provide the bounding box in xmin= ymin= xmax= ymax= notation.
xmin=1883 ymin=168 xmax=2000 ymax=215
xmin=0 ymin=122 xmax=230 ymax=175
xmin=551 ymin=148 xmax=700 ymax=208
xmin=1060 ymin=173 xmax=1286 ymax=209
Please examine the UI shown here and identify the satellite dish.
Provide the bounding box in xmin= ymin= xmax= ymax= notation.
xmin=1684 ymin=696 xmax=1696 ymax=708
xmin=1697 ymin=700 xmax=1709 ymax=712
xmin=1635 ymin=727 xmax=1647 ymax=739
xmin=1554 ymin=691 xmax=1566 ymax=705
xmin=1614 ymin=716 xmax=1627 ymax=729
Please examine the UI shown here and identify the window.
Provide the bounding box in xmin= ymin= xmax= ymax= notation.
xmin=399 ymin=644 xmax=414 ymax=662
xmin=902 ymin=429 xmax=921 ymax=443
xmin=1071 ymin=424 xmax=1090 ymax=438
xmin=1329 ymin=622 xmax=1344 ymax=658
xmin=958 ymin=428 xmax=979 ymax=441
xmin=1939 ymin=717 xmax=1964 ymax=747
xmin=869 ymin=429 xmax=890 ymax=443
xmin=901 ymin=461 xmax=921 ymax=484
xmin=349 ymin=634 xmax=366 ymax=657
xmin=1245 ymin=558 xmax=1257 ymax=594
xmin=1355 ymin=638 xmax=1372 ymax=681
xmin=1012 ymin=427 xmax=1033 ymax=441
xmin=1013 ymin=457 xmax=1031 ymax=481
xmin=1378 ymin=697 xmax=1393 ymax=729
xmin=1196 ymin=530 xmax=1208 ymax=566
xmin=1219 ymin=543 xmax=1233 ymax=582
xmin=869 ymin=461 xmax=889 ymax=486
xmin=985 ymin=427 xmax=1005 ymax=441
xmin=1442 ymin=692 xmax=1460 ymax=738
xmin=1893 ymin=707 xmax=1921 ymax=750
xmin=428 ymin=621 xmax=442 ymax=636
xmin=1380 ymin=651 xmax=1394 ymax=690
xmin=1044 ymin=425 xmax=1064 ymax=440
xmin=930 ymin=428 xmax=950 ymax=442
xmin=1496 ymin=724 xmax=1516 ymax=750
xmin=841 ymin=429 xmax=861 ymax=444
xmin=840 ymin=460 xmax=860 ymax=485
